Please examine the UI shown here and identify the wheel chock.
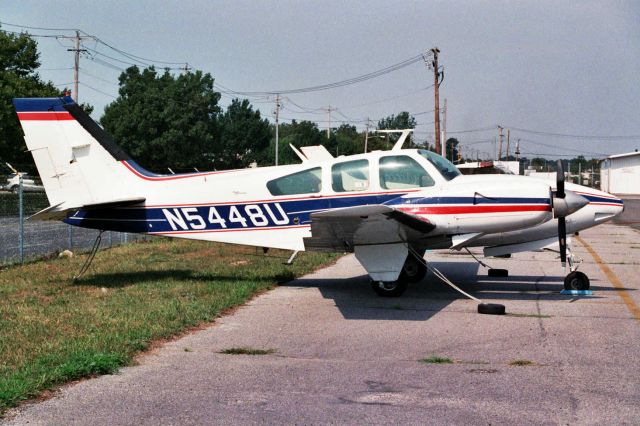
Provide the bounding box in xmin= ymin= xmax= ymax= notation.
xmin=488 ymin=269 xmax=508 ymax=277
xmin=477 ymin=303 xmax=506 ymax=315
xmin=560 ymin=289 xmax=593 ymax=295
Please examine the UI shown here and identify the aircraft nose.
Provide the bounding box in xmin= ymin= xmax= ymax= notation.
xmin=553 ymin=190 xmax=589 ymax=218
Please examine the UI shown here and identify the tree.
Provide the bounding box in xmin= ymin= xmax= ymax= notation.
xmin=445 ymin=138 xmax=460 ymax=163
xmin=0 ymin=28 xmax=61 ymax=173
xmin=258 ymin=120 xmax=326 ymax=166
xmin=334 ymin=124 xmax=364 ymax=156
xmin=100 ymin=66 xmax=221 ymax=173
xmin=375 ymin=112 xmax=418 ymax=150
xmin=217 ymin=98 xmax=271 ymax=169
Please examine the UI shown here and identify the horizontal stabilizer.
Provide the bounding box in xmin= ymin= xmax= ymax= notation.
xmin=29 ymin=197 xmax=145 ymax=221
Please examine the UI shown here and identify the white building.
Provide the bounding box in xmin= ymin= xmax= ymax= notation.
xmin=600 ymin=151 xmax=640 ymax=195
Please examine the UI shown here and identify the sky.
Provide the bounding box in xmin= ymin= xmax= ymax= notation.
xmin=2 ymin=0 xmax=639 ymax=159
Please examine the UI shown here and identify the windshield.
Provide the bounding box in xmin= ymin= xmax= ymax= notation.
xmin=417 ymin=150 xmax=461 ymax=181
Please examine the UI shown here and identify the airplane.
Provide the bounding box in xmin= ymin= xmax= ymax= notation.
xmin=13 ymin=96 xmax=624 ymax=309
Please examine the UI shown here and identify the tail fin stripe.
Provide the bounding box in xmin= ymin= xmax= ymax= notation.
xmin=17 ymin=112 xmax=73 ymax=121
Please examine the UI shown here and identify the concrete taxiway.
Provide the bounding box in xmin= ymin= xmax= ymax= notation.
xmin=3 ymin=223 xmax=640 ymax=425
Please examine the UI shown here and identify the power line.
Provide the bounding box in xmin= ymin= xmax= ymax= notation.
xmin=216 ymin=52 xmax=430 ymax=96
xmin=506 ymin=125 xmax=640 ymax=140
xmin=447 ymin=126 xmax=496 ymax=134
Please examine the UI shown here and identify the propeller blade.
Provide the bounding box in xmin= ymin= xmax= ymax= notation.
xmin=558 ymin=216 xmax=567 ymax=264
xmin=556 ymin=159 xmax=565 ymax=198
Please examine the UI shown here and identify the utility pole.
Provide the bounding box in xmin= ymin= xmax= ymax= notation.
xmin=442 ymin=98 xmax=447 ymax=159
xmin=66 ymin=31 xmax=88 ymax=102
xmin=515 ymin=139 xmax=521 ymax=161
xmin=506 ymin=128 xmax=510 ymax=160
xmin=275 ymin=94 xmax=281 ymax=166
xmin=431 ymin=47 xmax=442 ymax=155
xmin=182 ymin=62 xmax=192 ymax=73
xmin=497 ymin=126 xmax=504 ymax=161
xmin=325 ymin=106 xmax=337 ymax=139
xmin=364 ymin=117 xmax=370 ymax=153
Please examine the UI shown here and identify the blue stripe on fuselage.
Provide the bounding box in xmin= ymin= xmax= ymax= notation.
xmin=63 ymin=193 xmax=557 ymax=234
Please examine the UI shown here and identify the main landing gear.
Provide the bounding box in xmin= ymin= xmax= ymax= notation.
xmin=369 ymin=250 xmax=428 ymax=297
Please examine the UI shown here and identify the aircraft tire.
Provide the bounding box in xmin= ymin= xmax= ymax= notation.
xmin=400 ymin=255 xmax=427 ymax=283
xmin=477 ymin=303 xmax=506 ymax=315
xmin=370 ymin=279 xmax=408 ymax=297
xmin=564 ymin=271 xmax=590 ymax=291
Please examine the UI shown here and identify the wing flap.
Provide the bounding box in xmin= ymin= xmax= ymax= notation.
xmin=303 ymin=204 xmax=435 ymax=251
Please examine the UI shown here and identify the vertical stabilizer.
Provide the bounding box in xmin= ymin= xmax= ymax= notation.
xmin=13 ymin=96 xmax=136 ymax=207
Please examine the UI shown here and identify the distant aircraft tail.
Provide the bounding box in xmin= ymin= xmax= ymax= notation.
xmin=13 ymin=96 xmax=140 ymax=210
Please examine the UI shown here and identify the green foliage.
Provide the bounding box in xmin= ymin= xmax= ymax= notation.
xmin=374 ymin=111 xmax=418 ymax=150
xmin=217 ymin=98 xmax=271 ymax=169
xmin=100 ymin=66 xmax=221 ymax=173
xmin=0 ymin=29 xmax=62 ymax=173
xmin=258 ymin=120 xmax=326 ymax=166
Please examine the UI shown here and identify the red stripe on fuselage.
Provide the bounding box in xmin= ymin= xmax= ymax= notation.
xmin=399 ymin=205 xmax=551 ymax=215
xmin=17 ymin=112 xmax=73 ymax=121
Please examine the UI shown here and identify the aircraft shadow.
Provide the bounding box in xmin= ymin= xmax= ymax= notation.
xmin=286 ymin=261 xmax=623 ymax=321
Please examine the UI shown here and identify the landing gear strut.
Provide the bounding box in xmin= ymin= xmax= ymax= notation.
xmin=563 ymin=247 xmax=590 ymax=290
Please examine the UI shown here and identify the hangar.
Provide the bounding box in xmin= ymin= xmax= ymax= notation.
xmin=600 ymin=151 xmax=640 ymax=195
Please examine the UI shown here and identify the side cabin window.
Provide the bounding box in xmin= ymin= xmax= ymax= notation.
xmin=267 ymin=167 xmax=322 ymax=196
xmin=332 ymin=159 xmax=369 ymax=192
xmin=379 ymin=155 xmax=435 ymax=189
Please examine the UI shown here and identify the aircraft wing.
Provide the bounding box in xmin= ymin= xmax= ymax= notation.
xmin=303 ymin=204 xmax=435 ymax=252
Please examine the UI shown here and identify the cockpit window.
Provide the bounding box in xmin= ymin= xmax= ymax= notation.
xmin=417 ymin=149 xmax=461 ymax=181
xmin=379 ymin=155 xmax=435 ymax=189
xmin=332 ymin=159 xmax=369 ymax=192
xmin=267 ymin=167 xmax=322 ymax=196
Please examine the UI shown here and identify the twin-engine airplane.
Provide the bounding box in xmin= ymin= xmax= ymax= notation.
xmin=13 ymin=97 xmax=624 ymax=299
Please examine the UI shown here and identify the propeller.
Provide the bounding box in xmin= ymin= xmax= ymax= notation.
xmin=556 ymin=160 xmax=567 ymax=264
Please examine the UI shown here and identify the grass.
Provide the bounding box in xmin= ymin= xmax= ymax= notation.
xmin=220 ymin=347 xmax=276 ymax=355
xmin=0 ymin=238 xmax=338 ymax=414
xmin=420 ymin=355 xmax=454 ymax=364
xmin=509 ymin=359 xmax=535 ymax=366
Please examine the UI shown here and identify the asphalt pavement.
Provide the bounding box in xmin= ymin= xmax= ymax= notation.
xmin=3 ymin=222 xmax=640 ymax=425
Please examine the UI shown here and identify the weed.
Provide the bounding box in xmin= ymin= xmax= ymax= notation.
xmin=509 ymin=359 xmax=535 ymax=366
xmin=420 ymin=355 xmax=454 ymax=364
xmin=220 ymin=348 xmax=276 ymax=355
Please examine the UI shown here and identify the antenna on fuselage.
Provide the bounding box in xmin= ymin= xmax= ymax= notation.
xmin=289 ymin=144 xmax=308 ymax=163
xmin=372 ymin=129 xmax=414 ymax=151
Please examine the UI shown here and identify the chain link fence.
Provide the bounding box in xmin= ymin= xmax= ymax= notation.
xmin=0 ymin=178 xmax=147 ymax=266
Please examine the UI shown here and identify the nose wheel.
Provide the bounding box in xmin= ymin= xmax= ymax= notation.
xmin=564 ymin=271 xmax=590 ymax=291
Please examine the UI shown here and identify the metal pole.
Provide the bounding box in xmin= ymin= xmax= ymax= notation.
xmin=275 ymin=94 xmax=280 ymax=166
xmin=73 ymin=31 xmax=79 ymax=101
xmin=364 ymin=118 xmax=369 ymax=153
xmin=498 ymin=126 xmax=504 ymax=161
xmin=18 ymin=175 xmax=24 ymax=263
xmin=68 ymin=225 xmax=73 ymax=250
